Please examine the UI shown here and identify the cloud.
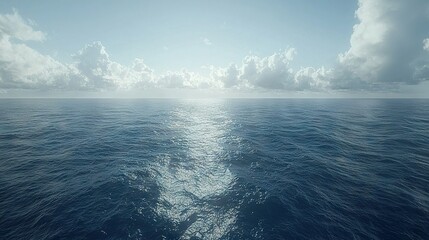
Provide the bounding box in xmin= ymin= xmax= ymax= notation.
xmin=210 ymin=64 xmax=240 ymax=88
xmin=158 ymin=71 xmax=203 ymax=88
xmin=241 ymin=50 xmax=296 ymax=89
xmin=0 ymin=15 xmax=155 ymax=91
xmin=210 ymin=49 xmax=330 ymax=90
xmin=202 ymin=37 xmax=212 ymax=46
xmin=1 ymin=1 xmax=429 ymax=94
xmin=72 ymin=41 xmax=124 ymax=89
xmin=71 ymin=42 xmax=225 ymax=90
xmin=424 ymin=39 xmax=429 ymax=52
xmin=294 ymin=67 xmax=331 ymax=90
xmin=0 ymin=37 xmax=71 ymax=89
xmin=0 ymin=9 xmax=45 ymax=41
xmin=72 ymin=42 xmax=165 ymax=90
xmin=332 ymin=0 xmax=429 ymax=88
xmin=0 ymin=10 xmax=72 ymax=89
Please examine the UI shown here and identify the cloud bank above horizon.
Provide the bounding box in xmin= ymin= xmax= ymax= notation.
xmin=0 ymin=0 xmax=429 ymax=96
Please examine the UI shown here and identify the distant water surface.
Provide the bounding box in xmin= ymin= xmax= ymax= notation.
xmin=0 ymin=99 xmax=428 ymax=239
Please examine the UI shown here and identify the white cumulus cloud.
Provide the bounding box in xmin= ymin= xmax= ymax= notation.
xmin=332 ymin=0 xmax=429 ymax=88
xmin=1 ymin=1 xmax=429 ymax=94
xmin=210 ymin=49 xmax=330 ymax=91
xmin=0 ymin=10 xmax=72 ymax=89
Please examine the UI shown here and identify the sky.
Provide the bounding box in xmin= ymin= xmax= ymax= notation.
xmin=0 ymin=0 xmax=428 ymax=98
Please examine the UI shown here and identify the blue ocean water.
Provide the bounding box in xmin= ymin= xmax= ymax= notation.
xmin=0 ymin=99 xmax=428 ymax=240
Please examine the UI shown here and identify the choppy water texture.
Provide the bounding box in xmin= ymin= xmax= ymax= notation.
xmin=0 ymin=99 xmax=428 ymax=240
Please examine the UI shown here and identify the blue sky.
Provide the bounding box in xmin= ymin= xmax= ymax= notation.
xmin=0 ymin=0 xmax=428 ymax=97
xmin=0 ymin=0 xmax=356 ymax=70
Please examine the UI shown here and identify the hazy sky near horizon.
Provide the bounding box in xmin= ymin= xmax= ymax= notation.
xmin=0 ymin=0 xmax=429 ymax=97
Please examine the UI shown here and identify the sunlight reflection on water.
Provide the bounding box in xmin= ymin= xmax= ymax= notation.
xmin=151 ymin=100 xmax=237 ymax=239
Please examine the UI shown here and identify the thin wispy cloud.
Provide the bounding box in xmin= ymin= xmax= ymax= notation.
xmin=424 ymin=39 xmax=429 ymax=52
xmin=0 ymin=9 xmax=45 ymax=41
xmin=202 ymin=37 xmax=212 ymax=46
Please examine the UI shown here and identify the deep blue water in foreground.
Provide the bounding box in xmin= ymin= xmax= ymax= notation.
xmin=0 ymin=99 xmax=428 ymax=240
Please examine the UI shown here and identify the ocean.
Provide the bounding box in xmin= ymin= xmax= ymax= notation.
xmin=0 ymin=99 xmax=428 ymax=240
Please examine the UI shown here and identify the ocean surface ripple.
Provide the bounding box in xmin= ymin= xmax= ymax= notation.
xmin=0 ymin=99 xmax=428 ymax=239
